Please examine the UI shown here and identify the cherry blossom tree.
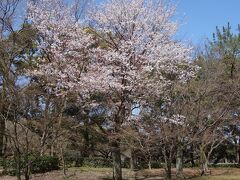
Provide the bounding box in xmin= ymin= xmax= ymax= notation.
xmin=27 ymin=0 xmax=197 ymax=179
xmin=27 ymin=0 xmax=94 ymax=96
xmin=89 ymin=1 xmax=197 ymax=179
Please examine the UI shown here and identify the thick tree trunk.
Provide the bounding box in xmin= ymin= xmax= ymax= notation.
xmin=176 ymin=146 xmax=184 ymax=179
xmin=200 ymin=148 xmax=209 ymax=176
xmin=201 ymin=160 xmax=209 ymax=176
xmin=163 ymin=148 xmax=172 ymax=180
xmin=112 ymin=141 xmax=122 ymax=180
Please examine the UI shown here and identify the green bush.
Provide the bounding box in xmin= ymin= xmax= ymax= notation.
xmin=1 ymin=154 xmax=60 ymax=176
xmin=82 ymin=157 xmax=112 ymax=168
xmin=64 ymin=151 xmax=113 ymax=168
xmin=64 ymin=151 xmax=84 ymax=167
xmin=64 ymin=151 xmax=135 ymax=168
xmin=30 ymin=155 xmax=60 ymax=173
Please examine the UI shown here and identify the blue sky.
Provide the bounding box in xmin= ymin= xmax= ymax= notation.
xmin=18 ymin=0 xmax=240 ymax=45
xmin=174 ymin=0 xmax=240 ymax=44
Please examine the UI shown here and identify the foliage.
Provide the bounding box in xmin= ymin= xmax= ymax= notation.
xmin=1 ymin=155 xmax=59 ymax=176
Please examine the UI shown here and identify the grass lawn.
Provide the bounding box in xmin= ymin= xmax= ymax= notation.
xmin=0 ymin=167 xmax=240 ymax=179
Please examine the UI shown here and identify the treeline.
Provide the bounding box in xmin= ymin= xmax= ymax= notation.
xmin=0 ymin=0 xmax=240 ymax=180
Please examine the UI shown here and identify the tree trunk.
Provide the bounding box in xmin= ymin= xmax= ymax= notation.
xmin=190 ymin=145 xmax=195 ymax=167
xmin=148 ymin=158 xmax=152 ymax=170
xmin=238 ymin=148 xmax=240 ymax=164
xmin=165 ymin=161 xmax=172 ymax=180
xmin=201 ymin=159 xmax=209 ymax=176
xmin=50 ymin=144 xmax=54 ymax=156
xmin=60 ymin=147 xmax=67 ymax=176
xmin=24 ymin=161 xmax=30 ymax=180
xmin=112 ymin=141 xmax=122 ymax=180
xmin=200 ymin=148 xmax=209 ymax=176
xmin=176 ymin=146 xmax=184 ymax=179
xmin=163 ymin=148 xmax=172 ymax=180
xmin=130 ymin=149 xmax=136 ymax=171
xmin=14 ymin=151 xmax=21 ymax=180
xmin=236 ymin=145 xmax=240 ymax=164
xmin=40 ymin=132 xmax=46 ymax=156
xmin=0 ymin=117 xmax=5 ymax=157
xmin=224 ymin=157 xmax=228 ymax=163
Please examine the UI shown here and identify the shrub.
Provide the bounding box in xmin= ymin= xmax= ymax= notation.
xmin=64 ymin=151 xmax=84 ymax=167
xmin=82 ymin=157 xmax=112 ymax=168
xmin=1 ymin=154 xmax=60 ymax=176
xmin=30 ymin=155 xmax=60 ymax=173
xmin=64 ymin=151 xmax=113 ymax=168
xmin=64 ymin=151 xmax=132 ymax=168
xmin=209 ymin=163 xmax=240 ymax=168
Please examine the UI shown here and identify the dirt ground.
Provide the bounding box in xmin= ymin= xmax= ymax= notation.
xmin=0 ymin=167 xmax=240 ymax=180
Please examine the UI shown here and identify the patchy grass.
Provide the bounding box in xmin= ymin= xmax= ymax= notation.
xmin=195 ymin=176 xmax=240 ymax=180
xmin=0 ymin=167 xmax=240 ymax=179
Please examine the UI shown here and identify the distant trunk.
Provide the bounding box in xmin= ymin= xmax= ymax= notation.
xmin=14 ymin=151 xmax=21 ymax=180
xmin=238 ymin=149 xmax=240 ymax=164
xmin=176 ymin=146 xmax=184 ymax=179
xmin=50 ymin=143 xmax=54 ymax=156
xmin=233 ymin=138 xmax=239 ymax=164
xmin=0 ymin=117 xmax=5 ymax=157
xmin=190 ymin=145 xmax=195 ymax=167
xmin=24 ymin=132 xmax=30 ymax=180
xmin=24 ymin=157 xmax=30 ymax=180
xmin=148 ymin=156 xmax=152 ymax=170
xmin=130 ymin=149 xmax=136 ymax=170
xmin=60 ymin=147 xmax=67 ymax=176
xmin=40 ymin=131 xmax=47 ymax=156
xmin=236 ymin=145 xmax=240 ymax=164
xmin=112 ymin=141 xmax=122 ymax=180
xmin=224 ymin=157 xmax=228 ymax=163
